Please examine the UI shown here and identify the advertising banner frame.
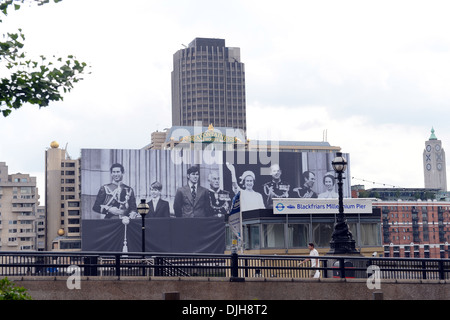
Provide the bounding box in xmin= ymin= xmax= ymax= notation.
xmin=80 ymin=148 xmax=353 ymax=253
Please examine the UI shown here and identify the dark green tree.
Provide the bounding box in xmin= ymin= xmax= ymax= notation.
xmin=357 ymin=189 xmax=369 ymax=198
xmin=0 ymin=0 xmax=89 ymax=117
xmin=0 ymin=277 xmax=32 ymax=300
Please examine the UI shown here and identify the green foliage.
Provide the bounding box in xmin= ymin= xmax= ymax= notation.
xmin=357 ymin=189 xmax=369 ymax=198
xmin=0 ymin=0 xmax=63 ymax=22
xmin=0 ymin=0 xmax=89 ymax=117
xmin=0 ymin=277 xmax=32 ymax=300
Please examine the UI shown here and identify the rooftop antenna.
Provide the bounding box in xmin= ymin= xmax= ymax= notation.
xmin=64 ymin=143 xmax=71 ymax=160
xmin=323 ymin=129 xmax=328 ymax=142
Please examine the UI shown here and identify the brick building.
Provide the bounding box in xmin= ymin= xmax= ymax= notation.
xmin=375 ymin=200 xmax=450 ymax=258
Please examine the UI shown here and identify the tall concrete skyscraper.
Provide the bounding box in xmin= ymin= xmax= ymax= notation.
xmin=424 ymin=128 xmax=447 ymax=191
xmin=171 ymin=38 xmax=247 ymax=132
xmin=45 ymin=141 xmax=81 ymax=251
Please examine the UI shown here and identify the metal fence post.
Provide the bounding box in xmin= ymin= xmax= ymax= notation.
xmin=115 ymin=254 xmax=121 ymax=279
xmin=438 ymin=260 xmax=445 ymax=280
xmin=323 ymin=259 xmax=329 ymax=278
xmin=339 ymin=257 xmax=346 ymax=279
xmin=422 ymin=260 xmax=427 ymax=280
xmin=230 ymin=250 xmax=244 ymax=282
xmin=231 ymin=251 xmax=238 ymax=278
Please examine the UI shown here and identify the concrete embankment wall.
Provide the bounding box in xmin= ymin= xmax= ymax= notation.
xmin=8 ymin=276 xmax=450 ymax=300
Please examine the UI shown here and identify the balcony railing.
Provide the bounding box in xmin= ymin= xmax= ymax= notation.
xmin=0 ymin=251 xmax=449 ymax=280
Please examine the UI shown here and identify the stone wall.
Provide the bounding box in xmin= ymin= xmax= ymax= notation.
xmin=8 ymin=276 xmax=450 ymax=300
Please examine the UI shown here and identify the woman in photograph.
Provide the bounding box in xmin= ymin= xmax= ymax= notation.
xmin=318 ymin=172 xmax=338 ymax=199
xmin=226 ymin=163 xmax=265 ymax=212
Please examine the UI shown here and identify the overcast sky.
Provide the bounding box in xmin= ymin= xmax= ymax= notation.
xmin=2 ymin=0 xmax=450 ymax=202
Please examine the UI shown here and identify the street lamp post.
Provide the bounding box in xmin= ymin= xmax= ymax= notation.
xmin=137 ymin=199 xmax=150 ymax=253
xmin=328 ymin=152 xmax=359 ymax=255
xmin=137 ymin=199 xmax=150 ymax=276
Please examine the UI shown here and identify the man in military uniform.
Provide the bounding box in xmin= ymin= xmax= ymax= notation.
xmin=92 ymin=163 xmax=138 ymax=219
xmin=293 ymin=170 xmax=318 ymax=198
xmin=208 ymin=171 xmax=231 ymax=217
xmin=263 ymin=164 xmax=290 ymax=209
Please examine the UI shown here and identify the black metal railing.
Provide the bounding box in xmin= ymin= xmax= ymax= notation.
xmin=0 ymin=251 xmax=449 ymax=281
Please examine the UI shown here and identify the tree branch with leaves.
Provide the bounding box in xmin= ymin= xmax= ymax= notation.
xmin=0 ymin=0 xmax=89 ymax=117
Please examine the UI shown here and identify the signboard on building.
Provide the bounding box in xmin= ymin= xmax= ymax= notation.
xmin=272 ymin=198 xmax=373 ymax=214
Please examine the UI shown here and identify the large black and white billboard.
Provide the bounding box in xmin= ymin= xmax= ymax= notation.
xmin=81 ymin=148 xmax=351 ymax=253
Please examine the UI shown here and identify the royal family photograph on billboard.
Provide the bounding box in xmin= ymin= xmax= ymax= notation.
xmin=80 ymin=148 xmax=351 ymax=253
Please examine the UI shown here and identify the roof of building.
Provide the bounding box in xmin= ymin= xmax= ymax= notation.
xmin=429 ymin=127 xmax=438 ymax=140
xmin=164 ymin=125 xmax=245 ymax=143
xmin=162 ymin=125 xmax=334 ymax=147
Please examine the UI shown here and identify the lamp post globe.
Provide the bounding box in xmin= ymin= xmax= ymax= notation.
xmin=331 ymin=152 xmax=347 ymax=173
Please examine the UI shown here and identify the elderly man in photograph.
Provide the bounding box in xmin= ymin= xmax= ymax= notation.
xmin=173 ymin=165 xmax=210 ymax=218
xmin=208 ymin=171 xmax=231 ymax=218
